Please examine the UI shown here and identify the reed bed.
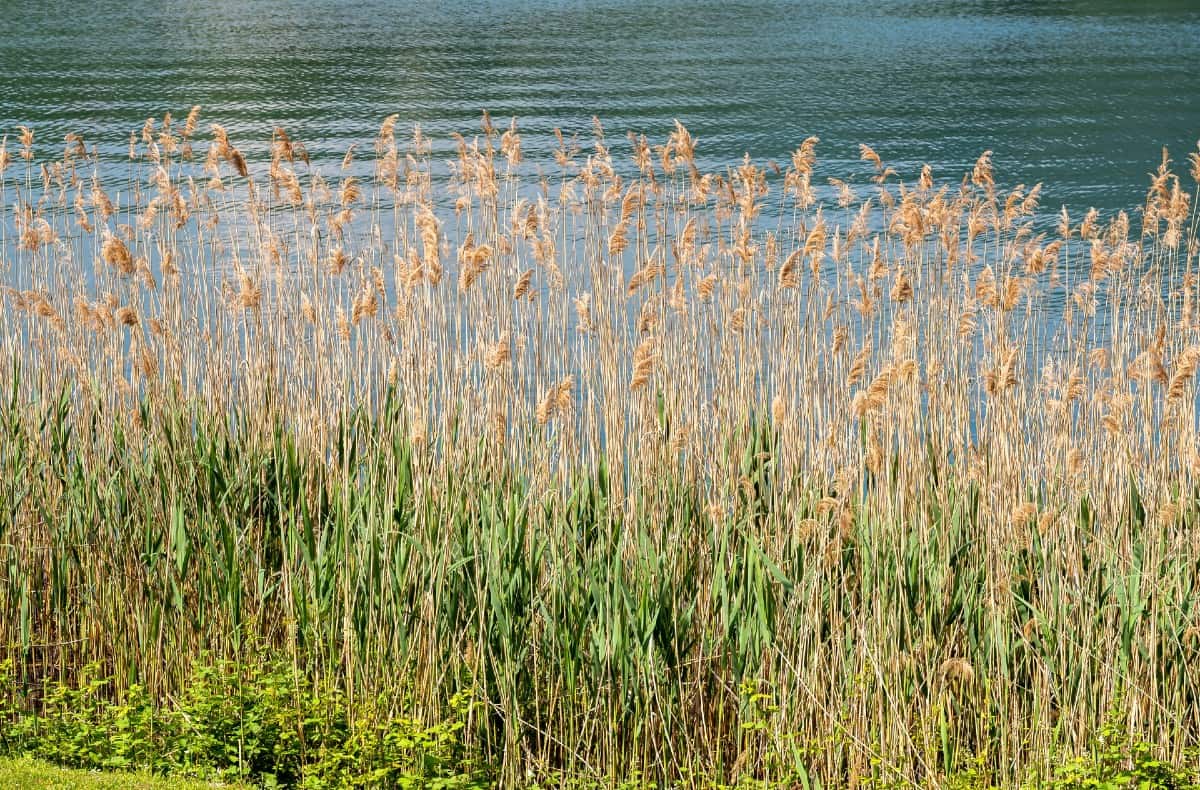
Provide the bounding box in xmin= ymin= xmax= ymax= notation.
xmin=1 ymin=111 xmax=1199 ymax=787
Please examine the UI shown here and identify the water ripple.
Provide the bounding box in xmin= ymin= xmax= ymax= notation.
xmin=1 ymin=0 xmax=1198 ymax=211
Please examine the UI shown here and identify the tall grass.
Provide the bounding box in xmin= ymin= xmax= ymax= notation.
xmin=1 ymin=112 xmax=1199 ymax=786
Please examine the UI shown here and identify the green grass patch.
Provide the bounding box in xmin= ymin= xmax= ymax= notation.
xmin=0 ymin=757 xmax=246 ymax=789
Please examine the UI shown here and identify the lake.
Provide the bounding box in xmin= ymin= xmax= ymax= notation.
xmin=2 ymin=0 xmax=1199 ymax=214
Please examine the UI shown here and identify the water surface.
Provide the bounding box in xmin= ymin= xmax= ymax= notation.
xmin=2 ymin=0 xmax=1199 ymax=209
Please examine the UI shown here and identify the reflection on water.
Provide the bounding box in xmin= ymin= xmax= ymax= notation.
xmin=2 ymin=0 xmax=1198 ymax=215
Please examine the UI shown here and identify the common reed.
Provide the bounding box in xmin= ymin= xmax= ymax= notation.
xmin=1 ymin=111 xmax=1199 ymax=787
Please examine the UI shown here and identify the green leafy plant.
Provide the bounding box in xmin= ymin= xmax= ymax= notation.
xmin=0 ymin=657 xmax=492 ymax=788
xmin=1032 ymin=709 xmax=1199 ymax=790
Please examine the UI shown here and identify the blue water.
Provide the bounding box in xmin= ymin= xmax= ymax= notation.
xmin=2 ymin=0 xmax=1199 ymax=211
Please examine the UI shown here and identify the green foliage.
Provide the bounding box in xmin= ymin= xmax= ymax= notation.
xmin=3 ymin=377 xmax=1200 ymax=786
xmin=1030 ymin=711 xmax=1200 ymax=790
xmin=0 ymin=658 xmax=492 ymax=789
xmin=855 ymin=708 xmax=1200 ymax=790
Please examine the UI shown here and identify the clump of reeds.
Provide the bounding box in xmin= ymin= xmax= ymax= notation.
xmin=1 ymin=111 xmax=1199 ymax=787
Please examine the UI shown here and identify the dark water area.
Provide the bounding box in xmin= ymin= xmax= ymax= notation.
xmin=2 ymin=0 xmax=1199 ymax=213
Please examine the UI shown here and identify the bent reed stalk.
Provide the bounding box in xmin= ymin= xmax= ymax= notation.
xmin=1 ymin=111 xmax=1200 ymax=787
